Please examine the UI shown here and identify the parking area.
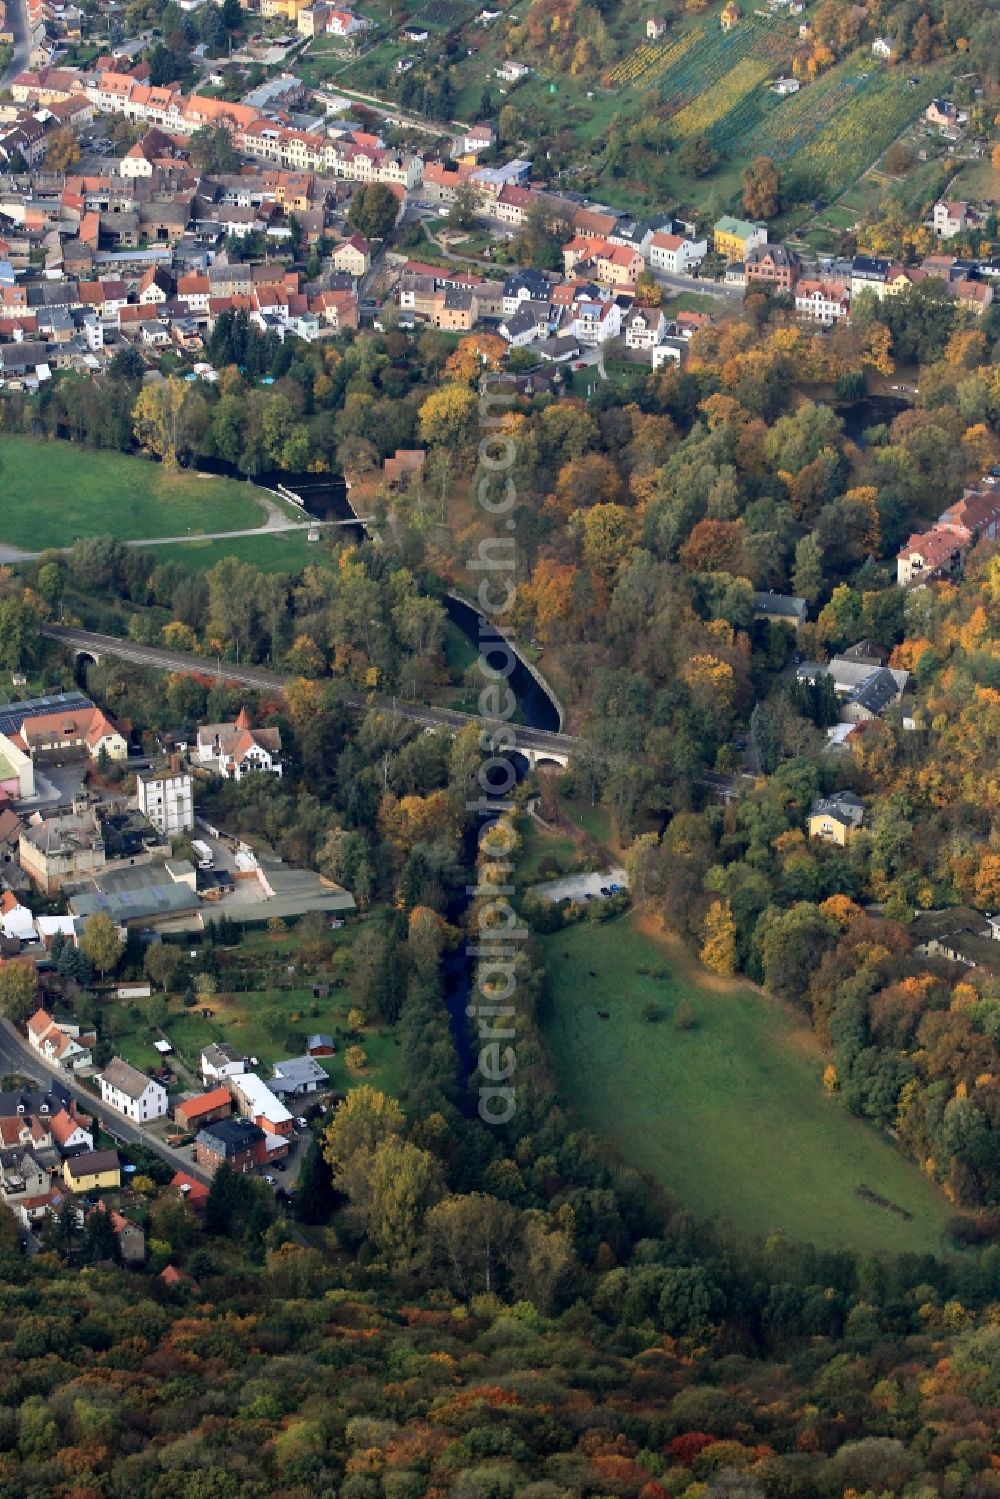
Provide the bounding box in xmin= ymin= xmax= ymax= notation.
xmin=530 ymin=868 xmax=628 ymax=904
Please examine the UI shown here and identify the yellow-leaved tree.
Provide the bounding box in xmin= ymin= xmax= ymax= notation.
xmin=699 ymin=898 xmax=736 ymax=977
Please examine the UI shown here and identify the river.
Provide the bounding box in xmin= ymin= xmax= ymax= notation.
xmin=837 ymin=394 xmax=911 ymax=448
xmin=211 ymin=467 xmax=563 ymax=1102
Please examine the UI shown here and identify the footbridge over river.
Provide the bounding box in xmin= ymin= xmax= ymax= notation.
xmin=40 ymin=626 xmax=577 ymax=770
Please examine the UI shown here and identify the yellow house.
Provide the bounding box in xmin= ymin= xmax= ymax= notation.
xmin=261 ymin=0 xmax=304 ymax=19
xmin=720 ymin=1 xmax=740 ymax=29
xmin=807 ymin=792 xmax=865 ymax=847
xmin=64 ymin=1149 xmax=121 ymax=1194
xmin=713 ymin=215 xmax=766 ymax=262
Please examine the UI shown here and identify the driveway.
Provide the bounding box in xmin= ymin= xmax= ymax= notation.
xmin=530 ymin=867 xmax=628 ymax=904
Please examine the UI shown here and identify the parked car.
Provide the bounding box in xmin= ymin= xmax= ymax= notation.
xmin=262 ymin=1174 xmax=276 ymax=1185
xmin=274 ymin=1161 xmax=285 ymax=1172
xmin=295 ymin=1117 xmax=309 ymax=1130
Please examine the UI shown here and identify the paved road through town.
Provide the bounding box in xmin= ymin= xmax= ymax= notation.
xmin=0 ymin=1015 xmax=213 ymax=1185
xmin=0 ymin=0 xmax=29 ymax=90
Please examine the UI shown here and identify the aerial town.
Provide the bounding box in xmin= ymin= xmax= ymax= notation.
xmin=0 ymin=0 xmax=999 ymax=1491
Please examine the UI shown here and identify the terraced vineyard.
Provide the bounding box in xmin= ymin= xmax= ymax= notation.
xmin=670 ymin=56 xmax=773 ymax=138
xmin=605 ymin=31 xmax=700 ymax=90
xmin=751 ymin=60 xmax=944 ymax=195
xmin=654 ymin=19 xmax=794 ymax=111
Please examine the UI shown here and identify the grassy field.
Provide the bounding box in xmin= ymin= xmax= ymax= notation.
xmin=140 ymin=531 xmax=320 ymax=574
xmin=541 ymin=914 xmax=955 ymax=1255
xmin=0 ymin=438 xmax=269 ymax=550
xmin=953 ymin=156 xmax=1000 ymax=203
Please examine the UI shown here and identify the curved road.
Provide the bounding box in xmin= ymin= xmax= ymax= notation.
xmin=0 ymin=0 xmax=28 ymax=89
xmin=40 ymin=624 xmax=579 ymax=759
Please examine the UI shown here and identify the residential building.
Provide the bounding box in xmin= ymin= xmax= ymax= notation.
xmin=26 ymin=1009 xmax=94 ymax=1071
xmin=96 ymin=1057 xmax=168 ymax=1123
xmin=331 ymin=232 xmax=370 ymax=275
xmin=647 ymin=231 xmax=707 ymax=275
xmin=195 ymin=1116 xmax=267 ymax=1174
xmin=752 ymin=592 xmax=807 ymax=630
xmin=795 ymin=279 xmax=850 ymax=324
xmin=0 ymin=1149 xmax=58 ymax=1225
xmin=171 ymin=1169 xmax=210 ymax=1211
xmin=896 ymin=482 xmax=1000 ymax=584
xmin=136 ymin=761 xmax=194 ymax=836
xmin=646 ymin=15 xmax=666 ymax=38
xmin=463 ymin=122 xmax=495 ymax=156
xmin=911 ymin=908 xmax=1000 ymax=970
xmin=89 ymin=1201 xmax=145 ymax=1264
xmin=173 ymin=1087 xmax=234 ymax=1130
xmin=196 ymin=708 xmax=283 ymax=781
xmin=850 ymin=255 xmax=891 ymax=301
xmin=896 ymin=523 xmax=968 ymax=585
xmin=926 ymin=98 xmax=958 ymax=127
xmin=502 ymin=267 xmax=552 ymax=316
xmin=495 ymin=61 xmax=532 ymax=82
xmin=713 ymin=216 xmax=766 ymax=262
xmin=808 ymin=792 xmax=865 ymax=845
xmin=720 ymin=0 xmax=740 ymax=28
xmin=383 ymin=449 xmax=425 ymax=487
xmin=623 ymin=304 xmax=665 ymax=350
xmin=269 ymin=1055 xmax=328 ymax=1098
xmin=0 ymin=891 xmax=34 ymax=944
xmin=744 ymin=243 xmax=800 ymax=291
xmin=63 ymin=1148 xmax=121 ymax=1193
xmin=595 ymin=244 xmax=644 ymax=288
xmin=933 ymin=200 xmax=969 ymax=239
xmin=839 ymin=666 xmax=905 ymax=723
xmin=201 ymin=1042 xmax=246 ymax=1084
xmin=307 ymin=1033 xmax=336 ymax=1056
xmin=11 ymin=702 xmax=127 ymax=761
xmin=871 ymin=36 xmax=896 ymax=58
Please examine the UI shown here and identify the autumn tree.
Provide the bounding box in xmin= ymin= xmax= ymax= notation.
xmin=366 ymin=1136 xmax=443 ymax=1262
xmin=679 ymin=518 xmax=747 ymax=576
xmin=424 ymin=1193 xmax=519 ymax=1296
xmin=45 ymin=128 xmax=81 ymax=172
xmin=0 ymin=960 xmax=38 ymax=1025
xmin=144 ymin=941 xmax=182 ymax=993
xmin=742 ymin=155 xmax=780 ymax=219
xmin=80 ymin=913 xmax=124 ymax=978
xmin=418 ymin=384 xmax=478 ymax=450
xmin=132 ymin=377 xmax=206 ymax=468
xmin=700 ymin=899 xmax=736 ymax=976
xmin=322 ymin=1085 xmax=404 ymax=1187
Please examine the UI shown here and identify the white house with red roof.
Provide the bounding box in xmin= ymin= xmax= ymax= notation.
xmin=27 ymin=1009 xmax=96 ymax=1072
xmin=196 ymin=708 xmax=283 ymax=781
xmin=11 ymin=703 xmax=127 ymax=762
xmin=648 ymin=230 xmax=707 ymax=275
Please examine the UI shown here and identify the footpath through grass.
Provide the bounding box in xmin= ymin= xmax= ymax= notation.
xmin=541 ymin=913 xmax=955 ymax=1255
xmin=0 ymin=437 xmax=268 ymax=550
